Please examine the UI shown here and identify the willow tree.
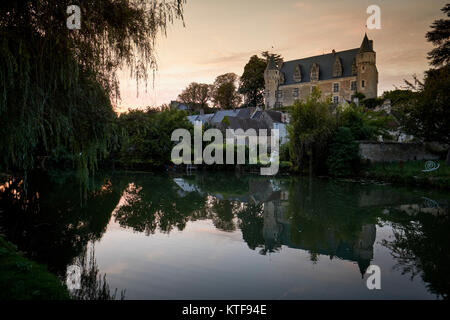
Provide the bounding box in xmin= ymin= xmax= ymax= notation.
xmin=0 ymin=0 xmax=185 ymax=183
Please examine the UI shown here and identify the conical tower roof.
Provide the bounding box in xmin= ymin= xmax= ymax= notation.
xmin=359 ymin=33 xmax=374 ymax=53
xmin=266 ymin=55 xmax=277 ymax=70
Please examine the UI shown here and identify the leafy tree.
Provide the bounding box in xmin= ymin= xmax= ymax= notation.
xmin=287 ymin=87 xmax=335 ymax=174
xmin=397 ymin=66 xmax=450 ymax=163
xmin=210 ymin=73 xmax=242 ymax=109
xmin=426 ymin=3 xmax=450 ymax=67
xmin=326 ymin=127 xmax=360 ymax=177
xmin=0 ymin=0 xmax=185 ymax=182
xmin=337 ymin=104 xmax=391 ymax=141
xmin=238 ymin=55 xmax=266 ymax=107
xmin=116 ymin=108 xmax=192 ymax=168
xmin=178 ymin=82 xmax=210 ymax=110
xmin=382 ymin=89 xmax=416 ymax=105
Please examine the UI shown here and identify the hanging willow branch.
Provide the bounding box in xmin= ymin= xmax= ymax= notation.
xmin=0 ymin=0 xmax=185 ymax=185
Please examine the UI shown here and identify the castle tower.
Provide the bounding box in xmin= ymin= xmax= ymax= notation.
xmin=264 ymin=55 xmax=282 ymax=109
xmin=356 ymin=33 xmax=378 ymax=99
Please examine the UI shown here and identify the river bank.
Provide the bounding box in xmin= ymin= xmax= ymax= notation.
xmin=360 ymin=161 xmax=450 ymax=190
xmin=0 ymin=236 xmax=70 ymax=300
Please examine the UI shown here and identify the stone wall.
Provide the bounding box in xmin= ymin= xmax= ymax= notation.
xmin=358 ymin=141 xmax=440 ymax=162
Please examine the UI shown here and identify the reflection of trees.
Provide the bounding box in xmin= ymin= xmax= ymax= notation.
xmin=0 ymin=171 xmax=122 ymax=276
xmin=113 ymin=175 xmax=208 ymax=235
xmin=237 ymin=203 xmax=265 ymax=251
xmin=382 ymin=211 xmax=450 ymax=300
xmin=210 ymin=199 xmax=237 ymax=232
xmin=71 ymin=246 xmax=125 ymax=300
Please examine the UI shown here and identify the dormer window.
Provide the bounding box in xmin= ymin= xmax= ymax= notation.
xmin=293 ymin=65 xmax=302 ymax=82
xmin=310 ymin=63 xmax=319 ymax=81
xmin=332 ymin=57 xmax=342 ymax=77
xmin=351 ymin=58 xmax=357 ymax=75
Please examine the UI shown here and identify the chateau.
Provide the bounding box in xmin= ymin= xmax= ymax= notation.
xmin=264 ymin=34 xmax=378 ymax=108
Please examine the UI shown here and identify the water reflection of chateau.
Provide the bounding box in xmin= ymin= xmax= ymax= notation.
xmin=254 ymin=180 xmax=376 ymax=276
xmin=175 ymin=177 xmax=376 ymax=276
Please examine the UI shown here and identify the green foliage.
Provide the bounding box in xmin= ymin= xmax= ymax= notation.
xmin=336 ymin=104 xmax=391 ymax=140
xmin=365 ymin=161 xmax=450 ymax=189
xmin=361 ymin=97 xmax=384 ymax=109
xmin=0 ymin=236 xmax=70 ymax=300
xmin=394 ymin=66 xmax=450 ymax=146
xmin=0 ymin=0 xmax=185 ymax=183
xmin=383 ymin=89 xmax=416 ymax=105
xmin=115 ymin=108 xmax=192 ymax=168
xmin=426 ymin=4 xmax=450 ymax=67
xmin=210 ymin=73 xmax=242 ymax=109
xmin=238 ymin=55 xmax=267 ymax=107
xmin=279 ymin=142 xmax=291 ymax=162
xmin=221 ymin=116 xmax=231 ymax=126
xmin=326 ymin=127 xmax=360 ymax=177
xmin=178 ymin=82 xmax=210 ymax=110
xmin=287 ymin=87 xmax=335 ymax=174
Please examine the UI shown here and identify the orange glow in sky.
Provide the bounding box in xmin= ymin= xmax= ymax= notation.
xmin=117 ymin=0 xmax=447 ymax=112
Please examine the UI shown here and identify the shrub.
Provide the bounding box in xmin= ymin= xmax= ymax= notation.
xmin=326 ymin=127 xmax=360 ymax=177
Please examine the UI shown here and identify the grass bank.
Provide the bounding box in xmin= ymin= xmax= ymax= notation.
xmin=361 ymin=160 xmax=450 ymax=189
xmin=0 ymin=236 xmax=70 ymax=300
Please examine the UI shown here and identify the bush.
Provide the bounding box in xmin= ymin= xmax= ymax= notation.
xmin=279 ymin=143 xmax=291 ymax=162
xmin=326 ymin=127 xmax=360 ymax=177
xmin=288 ymin=87 xmax=335 ymax=175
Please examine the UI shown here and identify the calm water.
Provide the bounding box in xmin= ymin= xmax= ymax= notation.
xmin=0 ymin=172 xmax=449 ymax=299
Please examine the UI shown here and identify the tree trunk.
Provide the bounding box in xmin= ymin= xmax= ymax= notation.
xmin=446 ymin=148 xmax=450 ymax=166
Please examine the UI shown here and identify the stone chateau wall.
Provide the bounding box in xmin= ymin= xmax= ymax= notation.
xmin=358 ymin=141 xmax=440 ymax=162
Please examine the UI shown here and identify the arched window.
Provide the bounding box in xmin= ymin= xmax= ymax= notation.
xmin=333 ymin=57 xmax=342 ymax=77
xmin=310 ymin=63 xmax=319 ymax=81
xmin=293 ymin=65 xmax=302 ymax=82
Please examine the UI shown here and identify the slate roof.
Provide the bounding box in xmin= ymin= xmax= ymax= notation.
xmin=279 ymin=48 xmax=359 ymax=86
xmin=265 ymin=110 xmax=283 ymax=123
xmin=236 ymin=107 xmax=255 ymax=119
xmin=251 ymin=111 xmax=263 ymax=120
xmin=360 ymin=33 xmax=374 ymax=53
xmin=226 ymin=117 xmax=271 ymax=131
xmin=210 ymin=110 xmax=239 ymax=124
xmin=187 ymin=114 xmax=214 ymax=125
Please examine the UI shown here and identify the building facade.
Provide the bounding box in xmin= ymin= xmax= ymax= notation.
xmin=264 ymin=34 xmax=378 ymax=108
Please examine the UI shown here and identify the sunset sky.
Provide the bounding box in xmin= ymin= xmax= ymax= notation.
xmin=117 ymin=0 xmax=448 ymax=111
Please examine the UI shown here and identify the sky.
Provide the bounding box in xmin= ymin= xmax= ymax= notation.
xmin=117 ymin=0 xmax=448 ymax=112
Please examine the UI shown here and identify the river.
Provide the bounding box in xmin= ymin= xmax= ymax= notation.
xmin=0 ymin=171 xmax=448 ymax=299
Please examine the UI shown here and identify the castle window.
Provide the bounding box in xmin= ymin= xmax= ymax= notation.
xmin=352 ymin=58 xmax=358 ymax=75
xmin=293 ymin=88 xmax=299 ymax=98
xmin=293 ymin=65 xmax=302 ymax=82
xmin=362 ymin=80 xmax=366 ymax=88
xmin=310 ymin=63 xmax=319 ymax=81
xmin=332 ymin=57 xmax=342 ymax=77
xmin=351 ymin=81 xmax=357 ymax=91
xmin=333 ymin=83 xmax=339 ymax=93
xmin=276 ymin=90 xmax=283 ymax=99
xmin=333 ymin=96 xmax=339 ymax=104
